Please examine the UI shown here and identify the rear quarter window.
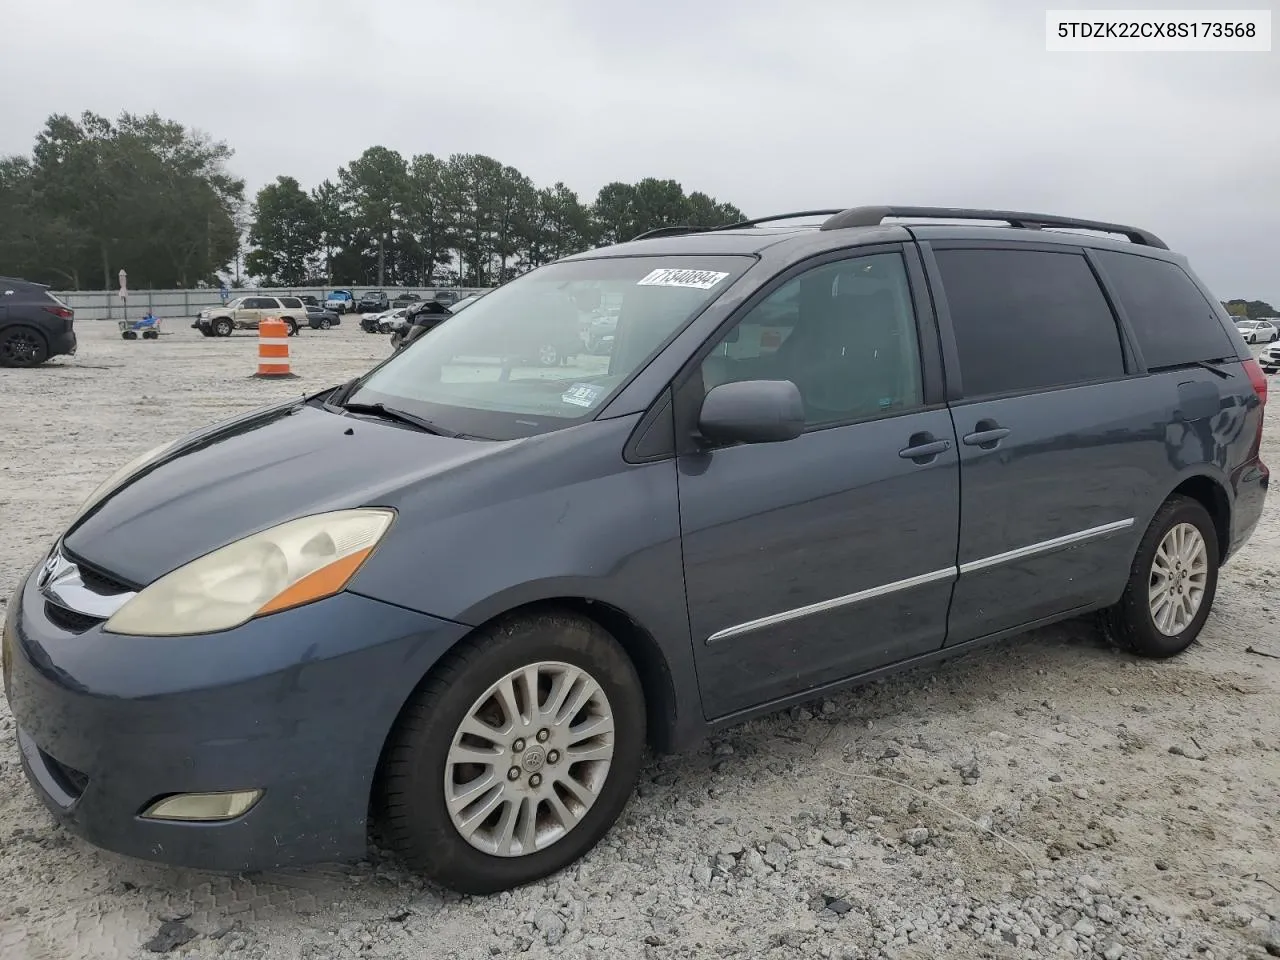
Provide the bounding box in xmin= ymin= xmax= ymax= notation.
xmin=1092 ymin=250 xmax=1237 ymax=369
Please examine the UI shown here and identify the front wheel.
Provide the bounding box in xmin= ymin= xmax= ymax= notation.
xmin=537 ymin=344 xmax=559 ymax=366
xmin=213 ymin=318 xmax=234 ymax=337
xmin=1100 ymin=495 xmax=1219 ymax=658
xmin=376 ymin=612 xmax=645 ymax=894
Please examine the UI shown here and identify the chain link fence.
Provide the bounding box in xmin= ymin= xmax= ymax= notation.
xmin=54 ymin=287 xmax=493 ymax=321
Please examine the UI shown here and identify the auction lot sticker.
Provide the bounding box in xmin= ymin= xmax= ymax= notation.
xmin=637 ymin=268 xmax=730 ymax=290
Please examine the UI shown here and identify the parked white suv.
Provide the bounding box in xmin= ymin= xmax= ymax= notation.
xmin=194 ymin=297 xmax=310 ymax=337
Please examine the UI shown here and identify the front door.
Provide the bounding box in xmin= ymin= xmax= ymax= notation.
xmin=676 ymin=248 xmax=961 ymax=720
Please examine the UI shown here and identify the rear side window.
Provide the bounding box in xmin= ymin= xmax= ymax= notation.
xmin=1092 ymin=250 xmax=1236 ymax=369
xmin=280 ymin=298 xmax=302 ymax=308
xmin=935 ymin=248 xmax=1125 ymax=398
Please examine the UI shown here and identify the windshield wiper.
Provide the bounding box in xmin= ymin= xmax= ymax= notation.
xmin=324 ymin=376 xmax=362 ymax=407
xmin=341 ymin=401 xmax=460 ymax=437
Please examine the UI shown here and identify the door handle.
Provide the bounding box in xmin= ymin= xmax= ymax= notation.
xmin=899 ymin=433 xmax=951 ymax=463
xmin=962 ymin=419 xmax=1010 ymax=449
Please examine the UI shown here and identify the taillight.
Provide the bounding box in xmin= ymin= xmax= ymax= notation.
xmin=42 ymin=305 xmax=73 ymax=320
xmin=1243 ymin=357 xmax=1268 ymax=408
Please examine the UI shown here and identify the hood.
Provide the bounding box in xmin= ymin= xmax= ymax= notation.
xmin=64 ymin=400 xmax=502 ymax=586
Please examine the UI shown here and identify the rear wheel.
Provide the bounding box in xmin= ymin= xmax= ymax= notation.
xmin=0 ymin=326 xmax=49 ymax=367
xmin=538 ymin=344 xmax=559 ymax=366
xmin=1100 ymin=496 xmax=1218 ymax=658
xmin=376 ymin=612 xmax=645 ymax=894
xmin=318 ymin=318 xmax=332 ymax=330
xmin=284 ymin=319 xmax=298 ymax=336
xmin=143 ymin=330 xmax=159 ymax=340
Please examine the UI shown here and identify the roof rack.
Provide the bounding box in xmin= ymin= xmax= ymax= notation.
xmin=818 ymin=206 xmax=1168 ymax=249
xmin=630 ymin=225 xmax=710 ymax=241
xmin=714 ymin=210 xmax=847 ymax=231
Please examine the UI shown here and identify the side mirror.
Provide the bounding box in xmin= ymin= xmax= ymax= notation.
xmin=698 ymin=380 xmax=805 ymax=445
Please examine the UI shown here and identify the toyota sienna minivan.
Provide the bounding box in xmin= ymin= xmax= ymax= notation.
xmin=4 ymin=207 xmax=1268 ymax=894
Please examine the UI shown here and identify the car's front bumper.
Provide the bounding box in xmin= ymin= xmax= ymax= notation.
xmin=3 ymin=558 xmax=470 ymax=872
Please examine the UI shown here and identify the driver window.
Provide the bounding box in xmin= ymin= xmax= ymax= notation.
xmin=700 ymin=252 xmax=924 ymax=428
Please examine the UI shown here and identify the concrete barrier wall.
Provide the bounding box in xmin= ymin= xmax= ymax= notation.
xmin=54 ymin=287 xmax=493 ymax=321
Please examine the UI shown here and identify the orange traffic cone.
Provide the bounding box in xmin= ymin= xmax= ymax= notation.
xmin=253 ymin=317 xmax=298 ymax=379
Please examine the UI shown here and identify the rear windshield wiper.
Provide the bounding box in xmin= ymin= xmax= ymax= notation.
xmin=1149 ymin=359 xmax=1234 ymax=379
xmin=341 ymin=401 xmax=460 ymax=437
xmin=1189 ymin=359 xmax=1233 ymax=379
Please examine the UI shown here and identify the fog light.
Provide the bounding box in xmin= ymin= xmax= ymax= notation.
xmin=141 ymin=790 xmax=263 ymax=822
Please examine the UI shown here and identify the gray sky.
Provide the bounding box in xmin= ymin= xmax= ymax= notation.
xmin=3 ymin=0 xmax=1277 ymax=303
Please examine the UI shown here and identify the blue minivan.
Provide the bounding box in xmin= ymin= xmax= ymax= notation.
xmin=3 ymin=207 xmax=1268 ymax=894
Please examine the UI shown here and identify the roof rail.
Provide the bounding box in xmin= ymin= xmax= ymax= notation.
xmin=630 ymin=225 xmax=710 ymax=241
xmin=715 ymin=210 xmax=847 ymax=231
xmin=819 ymin=205 xmax=1168 ymax=249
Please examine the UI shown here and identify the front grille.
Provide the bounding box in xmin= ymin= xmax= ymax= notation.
xmin=74 ymin=562 xmax=135 ymax=596
xmin=38 ymin=748 xmax=90 ymax=800
xmin=44 ymin=601 xmax=104 ymax=634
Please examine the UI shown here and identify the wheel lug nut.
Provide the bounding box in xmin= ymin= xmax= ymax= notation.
xmin=536 ymin=729 xmax=550 ymax=743
xmin=513 ymin=738 xmax=525 ymax=752
xmin=529 ymin=774 xmax=542 ymax=788
xmin=508 ymin=767 xmax=521 ymax=781
xmin=547 ymin=750 xmax=560 ymax=764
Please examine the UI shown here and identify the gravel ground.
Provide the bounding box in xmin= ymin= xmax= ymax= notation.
xmin=1 ymin=320 xmax=1278 ymax=960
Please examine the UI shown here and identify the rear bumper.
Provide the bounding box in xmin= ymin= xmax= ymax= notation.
xmin=49 ymin=329 xmax=77 ymax=358
xmin=1228 ymin=458 xmax=1269 ymax=561
xmin=3 ymin=559 xmax=470 ymax=872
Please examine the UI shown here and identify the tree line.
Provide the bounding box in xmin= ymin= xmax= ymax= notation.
xmin=0 ymin=111 xmax=744 ymax=291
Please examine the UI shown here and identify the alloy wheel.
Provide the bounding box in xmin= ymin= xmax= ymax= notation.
xmin=444 ymin=661 xmax=615 ymax=858
xmin=0 ymin=330 xmax=45 ymax=366
xmin=1149 ymin=522 xmax=1208 ymax=636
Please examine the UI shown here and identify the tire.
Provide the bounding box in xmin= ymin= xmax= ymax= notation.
xmin=1099 ymin=495 xmax=1219 ymax=659
xmin=375 ymin=611 xmax=645 ymax=894
xmin=1248 ymin=334 xmax=1256 ymax=344
xmin=0 ymin=326 xmax=49 ymax=367
xmin=143 ymin=330 xmax=158 ymax=340
xmin=537 ymin=344 xmax=559 ymax=366
xmin=122 ymin=331 xmax=138 ymax=340
xmin=319 ymin=318 xmax=332 ymax=330
xmin=285 ymin=319 xmax=298 ymax=337
xmin=213 ymin=318 xmax=233 ymax=337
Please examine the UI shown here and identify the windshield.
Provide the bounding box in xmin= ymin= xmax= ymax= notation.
xmin=348 ymin=255 xmax=751 ymax=439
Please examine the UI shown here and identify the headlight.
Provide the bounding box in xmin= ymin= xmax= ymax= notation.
xmin=103 ymin=509 xmax=395 ymax=636
xmin=65 ymin=440 xmax=180 ymax=530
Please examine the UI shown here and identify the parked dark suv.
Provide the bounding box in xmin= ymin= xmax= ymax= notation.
xmin=357 ymin=291 xmax=390 ymax=313
xmin=0 ymin=276 xmax=77 ymax=367
xmin=3 ymin=207 xmax=1268 ymax=896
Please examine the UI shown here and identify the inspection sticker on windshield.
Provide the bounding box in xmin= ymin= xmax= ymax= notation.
xmin=562 ymin=383 xmax=604 ymax=408
xmin=637 ymin=268 xmax=729 ymax=290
